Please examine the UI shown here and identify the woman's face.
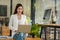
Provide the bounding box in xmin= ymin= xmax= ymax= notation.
xmin=17 ymin=6 xmax=23 ymax=14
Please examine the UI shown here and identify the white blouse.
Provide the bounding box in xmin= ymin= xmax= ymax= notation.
xmin=9 ymin=14 xmax=26 ymax=31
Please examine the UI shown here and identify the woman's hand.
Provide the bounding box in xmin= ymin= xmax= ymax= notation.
xmin=15 ymin=30 xmax=19 ymax=34
xmin=15 ymin=30 xmax=19 ymax=32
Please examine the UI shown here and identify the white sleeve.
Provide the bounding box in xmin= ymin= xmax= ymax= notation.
xmin=9 ymin=15 xmax=14 ymax=31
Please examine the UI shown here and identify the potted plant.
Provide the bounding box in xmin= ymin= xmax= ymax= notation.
xmin=30 ymin=24 xmax=41 ymax=38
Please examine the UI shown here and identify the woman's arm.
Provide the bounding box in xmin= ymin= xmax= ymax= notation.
xmin=9 ymin=15 xmax=18 ymax=32
xmin=9 ymin=15 xmax=14 ymax=31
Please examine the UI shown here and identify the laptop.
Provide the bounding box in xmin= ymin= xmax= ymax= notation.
xmin=18 ymin=25 xmax=31 ymax=33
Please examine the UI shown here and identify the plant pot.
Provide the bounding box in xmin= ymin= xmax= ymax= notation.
xmin=32 ymin=34 xmax=35 ymax=38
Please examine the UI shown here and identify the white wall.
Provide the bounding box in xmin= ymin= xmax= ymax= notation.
xmin=35 ymin=0 xmax=45 ymax=24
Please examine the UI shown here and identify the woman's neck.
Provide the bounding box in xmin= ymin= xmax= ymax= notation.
xmin=17 ymin=13 xmax=22 ymax=16
xmin=17 ymin=13 xmax=22 ymax=20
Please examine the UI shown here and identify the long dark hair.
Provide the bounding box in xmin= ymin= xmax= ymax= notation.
xmin=14 ymin=3 xmax=23 ymax=14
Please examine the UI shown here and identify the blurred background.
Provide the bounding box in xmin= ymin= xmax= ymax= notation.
xmin=0 ymin=0 xmax=60 ymax=40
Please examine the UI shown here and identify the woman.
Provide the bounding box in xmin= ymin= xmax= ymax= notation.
xmin=9 ymin=3 xmax=28 ymax=40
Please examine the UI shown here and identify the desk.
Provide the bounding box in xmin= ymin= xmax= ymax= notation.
xmin=25 ymin=38 xmax=42 ymax=40
xmin=38 ymin=24 xmax=60 ymax=28
xmin=38 ymin=24 xmax=60 ymax=40
xmin=0 ymin=38 xmax=14 ymax=40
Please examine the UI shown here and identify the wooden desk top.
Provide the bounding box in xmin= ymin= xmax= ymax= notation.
xmin=38 ymin=24 xmax=60 ymax=28
xmin=25 ymin=38 xmax=42 ymax=40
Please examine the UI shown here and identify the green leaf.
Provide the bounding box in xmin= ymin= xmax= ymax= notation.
xmin=30 ymin=24 xmax=41 ymax=37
